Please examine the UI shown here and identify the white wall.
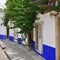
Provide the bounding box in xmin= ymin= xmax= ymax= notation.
xmin=34 ymin=12 xmax=56 ymax=49
xmin=9 ymin=29 xmax=14 ymax=36
xmin=39 ymin=12 xmax=56 ymax=48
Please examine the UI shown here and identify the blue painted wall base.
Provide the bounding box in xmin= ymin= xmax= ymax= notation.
xmin=9 ymin=36 xmax=14 ymax=42
xmin=43 ymin=45 xmax=56 ymax=60
xmin=18 ymin=38 xmax=22 ymax=44
xmin=32 ymin=41 xmax=56 ymax=60
xmin=0 ymin=34 xmax=6 ymax=40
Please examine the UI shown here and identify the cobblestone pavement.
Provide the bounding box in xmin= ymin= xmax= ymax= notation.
xmin=1 ymin=40 xmax=44 ymax=60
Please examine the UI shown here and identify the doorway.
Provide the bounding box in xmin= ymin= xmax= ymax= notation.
xmin=35 ymin=23 xmax=43 ymax=54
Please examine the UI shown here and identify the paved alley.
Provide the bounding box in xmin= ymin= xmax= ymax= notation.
xmin=0 ymin=40 xmax=44 ymax=60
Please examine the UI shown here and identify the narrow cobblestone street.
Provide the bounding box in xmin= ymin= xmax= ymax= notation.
xmin=0 ymin=40 xmax=43 ymax=60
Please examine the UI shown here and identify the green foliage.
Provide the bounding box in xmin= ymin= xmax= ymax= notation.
xmin=3 ymin=14 xmax=9 ymax=26
xmin=3 ymin=0 xmax=60 ymax=34
xmin=4 ymin=0 xmax=40 ymax=35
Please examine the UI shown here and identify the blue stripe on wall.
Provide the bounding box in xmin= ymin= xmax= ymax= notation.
xmin=9 ymin=36 xmax=14 ymax=42
xmin=18 ymin=38 xmax=22 ymax=44
xmin=32 ymin=41 xmax=36 ymax=50
xmin=0 ymin=34 xmax=56 ymax=60
xmin=43 ymin=45 xmax=56 ymax=60
xmin=0 ymin=34 xmax=22 ymax=44
xmin=32 ymin=41 xmax=43 ymax=57
xmin=32 ymin=41 xmax=56 ymax=60
xmin=0 ymin=34 xmax=6 ymax=40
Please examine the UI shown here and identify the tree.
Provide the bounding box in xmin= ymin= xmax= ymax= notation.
xmin=3 ymin=0 xmax=60 ymax=49
xmin=4 ymin=0 xmax=40 ymax=49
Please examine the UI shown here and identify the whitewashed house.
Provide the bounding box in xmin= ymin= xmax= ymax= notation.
xmin=32 ymin=11 xmax=60 ymax=60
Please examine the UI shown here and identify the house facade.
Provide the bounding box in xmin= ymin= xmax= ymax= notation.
xmin=33 ymin=11 xmax=60 ymax=60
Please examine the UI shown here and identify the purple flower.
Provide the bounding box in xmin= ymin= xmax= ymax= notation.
xmin=44 ymin=3 xmax=52 ymax=7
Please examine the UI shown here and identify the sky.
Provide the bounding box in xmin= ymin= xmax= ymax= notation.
xmin=0 ymin=0 xmax=6 ymax=9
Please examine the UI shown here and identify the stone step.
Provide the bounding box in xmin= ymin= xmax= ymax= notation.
xmin=0 ymin=47 xmax=9 ymax=60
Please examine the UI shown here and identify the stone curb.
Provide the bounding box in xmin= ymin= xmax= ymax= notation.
xmin=0 ymin=47 xmax=9 ymax=60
